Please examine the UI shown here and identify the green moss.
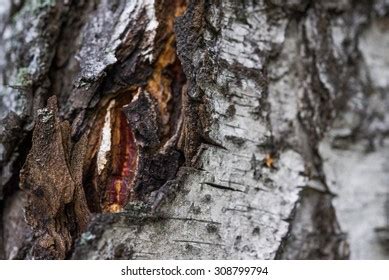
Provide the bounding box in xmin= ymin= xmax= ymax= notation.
xmin=15 ymin=67 xmax=32 ymax=87
xmin=30 ymin=0 xmax=56 ymax=11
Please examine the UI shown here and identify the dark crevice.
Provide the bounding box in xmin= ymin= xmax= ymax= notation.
xmin=203 ymin=182 xmax=244 ymax=193
xmin=80 ymin=1 xmax=188 ymax=214
xmin=276 ymin=188 xmax=349 ymax=259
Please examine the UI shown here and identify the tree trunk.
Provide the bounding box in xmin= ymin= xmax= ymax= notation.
xmin=0 ymin=0 xmax=388 ymax=260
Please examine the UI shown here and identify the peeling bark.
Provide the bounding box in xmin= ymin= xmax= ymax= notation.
xmin=1 ymin=0 xmax=388 ymax=259
xmin=19 ymin=96 xmax=90 ymax=259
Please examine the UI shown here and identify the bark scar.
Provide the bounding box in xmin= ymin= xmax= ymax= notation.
xmin=122 ymin=89 xmax=184 ymax=209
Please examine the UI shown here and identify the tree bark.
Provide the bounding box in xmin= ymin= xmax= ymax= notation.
xmin=0 ymin=0 xmax=388 ymax=260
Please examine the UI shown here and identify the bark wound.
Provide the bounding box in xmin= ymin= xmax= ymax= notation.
xmin=8 ymin=0 xmax=189 ymax=259
xmin=146 ymin=1 xmax=187 ymax=139
xmin=88 ymin=0 xmax=187 ymax=213
xmin=102 ymin=100 xmax=138 ymax=213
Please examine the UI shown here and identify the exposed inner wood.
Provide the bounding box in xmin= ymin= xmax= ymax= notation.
xmin=146 ymin=0 xmax=187 ymax=140
xmin=86 ymin=1 xmax=188 ymax=214
xmin=103 ymin=104 xmax=138 ymax=212
xmin=84 ymin=93 xmax=137 ymax=213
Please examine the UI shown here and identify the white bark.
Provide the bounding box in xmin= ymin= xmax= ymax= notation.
xmin=319 ymin=16 xmax=389 ymax=259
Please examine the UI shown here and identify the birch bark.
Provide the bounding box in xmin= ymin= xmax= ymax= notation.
xmin=0 ymin=0 xmax=388 ymax=260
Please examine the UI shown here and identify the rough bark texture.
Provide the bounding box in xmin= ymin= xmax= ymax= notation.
xmin=0 ymin=0 xmax=388 ymax=260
